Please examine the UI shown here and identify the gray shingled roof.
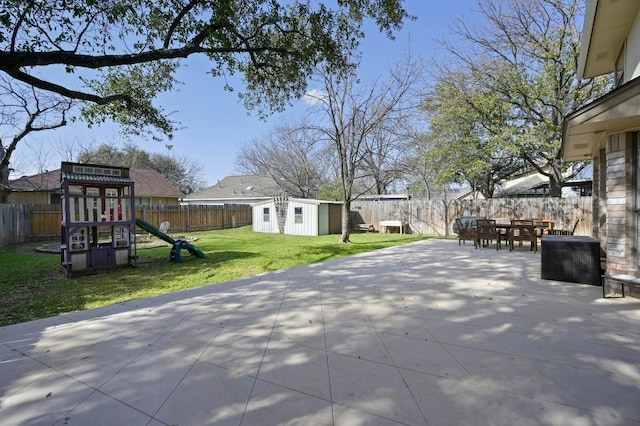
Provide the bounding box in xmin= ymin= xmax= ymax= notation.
xmin=9 ymin=169 xmax=59 ymax=191
xmin=184 ymin=175 xmax=285 ymax=200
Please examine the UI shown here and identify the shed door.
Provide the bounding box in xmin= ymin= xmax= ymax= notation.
xmin=328 ymin=204 xmax=342 ymax=234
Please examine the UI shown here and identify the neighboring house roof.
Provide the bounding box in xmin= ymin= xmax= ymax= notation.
xmin=129 ymin=169 xmax=183 ymax=198
xmin=496 ymin=174 xmax=547 ymax=197
xmin=451 ymin=188 xmax=476 ymax=200
xmin=184 ymin=175 xmax=285 ymax=202
xmin=9 ymin=169 xmax=59 ymax=191
xmin=496 ymin=167 xmax=593 ymax=198
xmin=357 ymin=193 xmax=410 ymax=201
xmin=9 ymin=168 xmax=183 ymax=198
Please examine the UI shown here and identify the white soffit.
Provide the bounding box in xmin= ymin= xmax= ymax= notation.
xmin=563 ymin=79 xmax=640 ymax=161
xmin=579 ymin=0 xmax=640 ymax=79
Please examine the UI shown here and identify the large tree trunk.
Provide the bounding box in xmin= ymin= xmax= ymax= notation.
xmin=340 ymin=200 xmax=351 ymax=243
xmin=548 ymin=175 xmax=562 ymax=197
xmin=0 ymin=159 xmax=9 ymax=203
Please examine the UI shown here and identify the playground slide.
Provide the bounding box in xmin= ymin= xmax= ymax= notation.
xmin=178 ymin=241 xmax=206 ymax=259
xmin=135 ymin=218 xmax=176 ymax=245
xmin=135 ymin=218 xmax=206 ymax=261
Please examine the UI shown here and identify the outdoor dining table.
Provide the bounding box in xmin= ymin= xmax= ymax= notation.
xmin=493 ymin=222 xmax=538 ymax=252
xmin=496 ymin=221 xmax=553 ymax=234
xmin=470 ymin=218 xmax=551 ymax=252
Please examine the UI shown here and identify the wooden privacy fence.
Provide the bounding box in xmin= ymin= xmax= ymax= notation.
xmin=136 ymin=204 xmax=252 ymax=232
xmin=0 ymin=204 xmax=252 ymax=245
xmin=0 ymin=204 xmax=30 ymax=246
xmin=350 ymin=197 xmax=593 ymax=237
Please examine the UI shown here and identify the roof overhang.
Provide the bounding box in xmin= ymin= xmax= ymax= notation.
xmin=578 ymin=0 xmax=640 ymax=79
xmin=562 ymin=77 xmax=640 ymax=162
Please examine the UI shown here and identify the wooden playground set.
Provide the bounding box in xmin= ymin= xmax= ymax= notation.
xmin=60 ymin=162 xmax=204 ymax=277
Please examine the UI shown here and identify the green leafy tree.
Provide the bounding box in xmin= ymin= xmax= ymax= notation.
xmin=432 ymin=0 xmax=610 ymax=196
xmin=423 ymin=66 xmax=524 ymax=198
xmin=403 ymin=133 xmax=451 ymax=201
xmin=0 ymin=0 xmax=411 ymax=202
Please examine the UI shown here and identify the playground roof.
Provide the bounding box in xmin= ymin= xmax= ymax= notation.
xmin=61 ymin=172 xmax=134 ymax=185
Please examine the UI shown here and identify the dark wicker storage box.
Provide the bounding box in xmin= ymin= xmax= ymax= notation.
xmin=541 ymin=235 xmax=601 ymax=286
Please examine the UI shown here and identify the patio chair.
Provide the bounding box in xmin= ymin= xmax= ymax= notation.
xmin=509 ymin=219 xmax=537 ymax=252
xmin=454 ymin=217 xmax=477 ymax=245
xmin=548 ymin=219 xmax=579 ymax=236
xmin=475 ymin=219 xmax=501 ymax=250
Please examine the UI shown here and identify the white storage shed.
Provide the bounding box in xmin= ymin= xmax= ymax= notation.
xmin=252 ymin=198 xmax=342 ymax=236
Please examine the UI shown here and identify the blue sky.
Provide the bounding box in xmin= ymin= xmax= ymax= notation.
xmin=13 ymin=1 xmax=483 ymax=187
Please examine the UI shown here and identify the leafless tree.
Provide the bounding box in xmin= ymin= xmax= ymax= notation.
xmin=236 ymin=119 xmax=325 ymax=198
xmin=359 ymin=122 xmax=411 ymax=195
xmin=0 ymin=75 xmax=72 ymax=202
xmin=305 ymin=52 xmax=424 ymax=242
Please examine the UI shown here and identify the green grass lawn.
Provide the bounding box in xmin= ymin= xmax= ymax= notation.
xmin=0 ymin=226 xmax=430 ymax=326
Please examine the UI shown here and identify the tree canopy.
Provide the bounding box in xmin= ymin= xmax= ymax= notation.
xmin=423 ymin=65 xmax=524 ymax=198
xmin=1 ymin=0 xmax=411 ymax=139
xmin=0 ymin=0 xmax=410 ymax=202
xmin=422 ymin=0 xmax=610 ymax=197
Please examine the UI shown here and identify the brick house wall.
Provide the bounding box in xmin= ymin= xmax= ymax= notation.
xmin=600 ymin=132 xmax=637 ymax=277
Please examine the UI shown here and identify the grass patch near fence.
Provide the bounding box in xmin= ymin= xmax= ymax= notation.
xmin=0 ymin=226 xmax=429 ymax=326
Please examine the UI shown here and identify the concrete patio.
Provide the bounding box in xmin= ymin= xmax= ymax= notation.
xmin=1 ymin=238 xmax=639 ymax=425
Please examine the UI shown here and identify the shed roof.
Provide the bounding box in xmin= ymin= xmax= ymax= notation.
xmin=251 ymin=197 xmax=343 ymax=207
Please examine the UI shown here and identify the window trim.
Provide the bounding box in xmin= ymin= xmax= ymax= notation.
xmin=294 ymin=206 xmax=303 ymax=224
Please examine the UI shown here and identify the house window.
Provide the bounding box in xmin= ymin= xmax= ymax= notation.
xmin=294 ymin=207 xmax=303 ymax=224
xmin=263 ymin=207 xmax=270 ymax=222
xmin=50 ymin=193 xmax=61 ymax=205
